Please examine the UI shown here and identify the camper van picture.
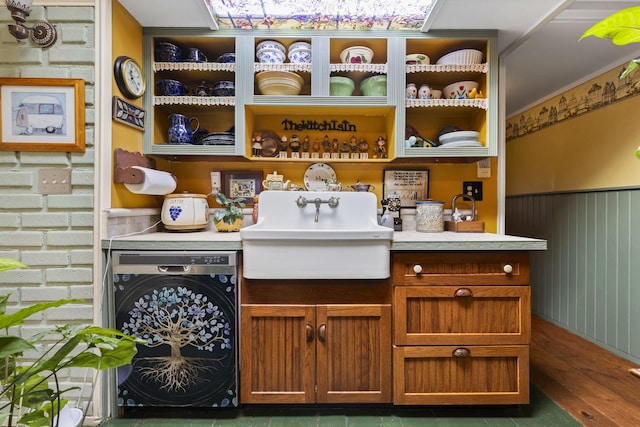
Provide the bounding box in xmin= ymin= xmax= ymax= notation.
xmin=15 ymin=94 xmax=65 ymax=135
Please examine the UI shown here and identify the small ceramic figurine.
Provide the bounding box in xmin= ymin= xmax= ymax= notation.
xmin=302 ymin=135 xmax=310 ymax=152
xmin=358 ymin=138 xmax=369 ymax=153
xmin=332 ymin=138 xmax=339 ymax=153
xmin=289 ymin=134 xmax=301 ymax=152
xmin=252 ymin=135 xmax=262 ymax=157
xmin=312 ymin=138 xmax=321 ymax=152
xmin=376 ymin=135 xmax=387 ymax=158
xmin=279 ymin=135 xmax=289 ymax=152
xmin=350 ymin=135 xmax=358 ymax=152
xmin=322 ymin=134 xmax=331 ymax=152
xmin=339 ymin=140 xmax=350 ymax=152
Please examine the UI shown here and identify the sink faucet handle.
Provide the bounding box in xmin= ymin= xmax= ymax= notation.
xmin=296 ymin=196 xmax=308 ymax=208
xmin=328 ymin=197 xmax=340 ymax=208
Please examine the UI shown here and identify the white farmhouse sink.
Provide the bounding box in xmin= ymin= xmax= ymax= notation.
xmin=240 ymin=191 xmax=393 ymax=279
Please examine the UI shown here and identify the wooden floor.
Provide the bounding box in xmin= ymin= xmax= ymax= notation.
xmin=531 ymin=315 xmax=640 ymax=426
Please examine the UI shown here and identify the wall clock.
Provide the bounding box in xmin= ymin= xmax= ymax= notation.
xmin=114 ymin=56 xmax=146 ymax=100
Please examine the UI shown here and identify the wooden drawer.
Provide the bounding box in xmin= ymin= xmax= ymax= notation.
xmin=393 ymin=251 xmax=530 ymax=286
xmin=393 ymin=345 xmax=529 ymax=405
xmin=394 ymin=285 xmax=531 ymax=345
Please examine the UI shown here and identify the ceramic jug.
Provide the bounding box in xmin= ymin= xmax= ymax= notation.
xmin=168 ymin=113 xmax=199 ymax=144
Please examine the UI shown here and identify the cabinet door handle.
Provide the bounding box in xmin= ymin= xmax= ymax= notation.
xmin=454 ymin=288 xmax=473 ymax=297
xmin=452 ymin=348 xmax=471 ymax=358
xmin=503 ymin=264 xmax=513 ymax=274
xmin=306 ymin=323 xmax=314 ymax=342
xmin=413 ymin=264 xmax=423 ymax=274
xmin=318 ymin=323 xmax=327 ymax=342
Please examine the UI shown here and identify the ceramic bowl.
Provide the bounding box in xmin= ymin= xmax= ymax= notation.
xmin=360 ymin=75 xmax=387 ymax=96
xmin=340 ymin=46 xmax=374 ymax=64
xmin=405 ymin=53 xmax=430 ymax=65
xmin=436 ymin=48 xmax=483 ymax=65
xmin=156 ymin=79 xmax=188 ymax=96
xmin=443 ymin=81 xmax=479 ymax=99
xmin=256 ymin=71 xmax=304 ymax=95
xmin=154 ymin=42 xmax=182 ymax=62
xmin=256 ymin=48 xmax=286 ymax=63
xmin=256 ymin=40 xmax=286 ymax=54
xmin=429 ymin=89 xmax=442 ymax=99
xmin=329 ymin=76 xmax=355 ymax=96
xmin=212 ymin=80 xmax=235 ymax=97
xmin=287 ymin=48 xmax=312 ymax=63
xmin=215 ymin=52 xmax=236 ymax=63
xmin=288 ymin=41 xmax=311 ymax=52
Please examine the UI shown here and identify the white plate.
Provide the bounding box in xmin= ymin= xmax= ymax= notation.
xmin=439 ymin=131 xmax=480 ymax=144
xmin=304 ymin=163 xmax=336 ymax=191
xmin=438 ymin=140 xmax=483 ymax=148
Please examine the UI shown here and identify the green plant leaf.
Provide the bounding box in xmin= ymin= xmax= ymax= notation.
xmin=0 ymin=299 xmax=81 ymax=330
xmin=635 ymin=145 xmax=640 ymax=159
xmin=580 ymin=6 xmax=640 ymax=45
xmin=0 ymin=336 xmax=34 ymax=359
xmin=0 ymin=258 xmax=27 ymax=273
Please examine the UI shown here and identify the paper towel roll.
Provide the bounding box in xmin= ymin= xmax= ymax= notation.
xmin=124 ymin=166 xmax=177 ymax=195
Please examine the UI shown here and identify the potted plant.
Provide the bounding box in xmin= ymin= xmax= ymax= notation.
xmin=0 ymin=258 xmax=142 ymax=427
xmin=580 ymin=5 xmax=640 ymax=159
xmin=212 ymin=192 xmax=246 ymax=232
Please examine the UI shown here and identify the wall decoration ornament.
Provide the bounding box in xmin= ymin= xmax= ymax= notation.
xmin=506 ymin=63 xmax=640 ymax=141
xmin=112 ymin=96 xmax=145 ymax=131
xmin=0 ymin=77 xmax=85 ymax=152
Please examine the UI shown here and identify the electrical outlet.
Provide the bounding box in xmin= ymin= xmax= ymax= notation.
xmin=38 ymin=168 xmax=71 ymax=194
xmin=210 ymin=171 xmax=221 ymax=195
xmin=463 ymin=181 xmax=482 ymax=201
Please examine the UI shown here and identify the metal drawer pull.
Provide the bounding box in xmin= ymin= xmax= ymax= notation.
xmin=453 ymin=348 xmax=471 ymax=358
xmin=454 ymin=288 xmax=473 ymax=297
xmin=413 ymin=264 xmax=423 ymax=274
xmin=503 ymin=264 xmax=513 ymax=274
xmin=306 ymin=323 xmax=314 ymax=342
xmin=318 ymin=323 xmax=327 ymax=342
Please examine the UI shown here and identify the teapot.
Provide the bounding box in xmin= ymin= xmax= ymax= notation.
xmin=262 ymin=171 xmax=291 ymax=191
xmin=350 ymin=181 xmax=375 ymax=192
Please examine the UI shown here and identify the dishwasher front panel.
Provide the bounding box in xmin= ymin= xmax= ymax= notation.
xmin=113 ymin=251 xmax=238 ymax=408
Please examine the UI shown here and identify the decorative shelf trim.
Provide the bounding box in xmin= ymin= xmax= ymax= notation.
xmin=153 ymin=62 xmax=236 ymax=72
xmin=330 ymin=63 xmax=388 ymax=73
xmin=254 ymin=63 xmax=312 ymax=72
xmin=405 ymin=98 xmax=487 ymax=109
xmin=153 ymin=96 xmax=235 ymax=106
xmin=406 ymin=64 xmax=487 ymax=73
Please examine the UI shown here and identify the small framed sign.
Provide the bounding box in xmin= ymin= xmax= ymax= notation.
xmin=221 ymin=171 xmax=263 ymax=205
xmin=382 ymin=169 xmax=430 ymax=208
xmin=112 ymin=96 xmax=145 ymax=130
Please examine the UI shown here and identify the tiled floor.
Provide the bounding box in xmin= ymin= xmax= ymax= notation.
xmin=99 ymin=386 xmax=580 ymax=426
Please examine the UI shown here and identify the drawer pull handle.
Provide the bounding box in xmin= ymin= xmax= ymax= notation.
xmin=318 ymin=323 xmax=327 ymax=342
xmin=413 ymin=264 xmax=423 ymax=274
xmin=503 ymin=264 xmax=513 ymax=274
xmin=305 ymin=323 xmax=314 ymax=342
xmin=454 ymin=288 xmax=473 ymax=297
xmin=453 ymin=348 xmax=471 ymax=358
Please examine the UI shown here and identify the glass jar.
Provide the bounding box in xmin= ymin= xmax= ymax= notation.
xmin=415 ymin=200 xmax=444 ymax=232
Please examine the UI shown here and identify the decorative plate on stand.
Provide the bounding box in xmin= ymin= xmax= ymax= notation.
xmin=304 ymin=163 xmax=336 ymax=191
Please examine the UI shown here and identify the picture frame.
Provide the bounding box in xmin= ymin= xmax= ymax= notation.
xmin=112 ymin=96 xmax=145 ymax=131
xmin=0 ymin=78 xmax=85 ymax=152
xmin=221 ymin=171 xmax=263 ymax=206
xmin=382 ymin=169 xmax=430 ymax=208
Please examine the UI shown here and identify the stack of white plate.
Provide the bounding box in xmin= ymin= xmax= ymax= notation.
xmin=438 ymin=131 xmax=482 ymax=148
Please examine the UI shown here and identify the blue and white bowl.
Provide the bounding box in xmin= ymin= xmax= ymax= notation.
xmin=154 ymin=41 xmax=182 ymax=62
xmin=288 ymin=48 xmax=312 ymax=63
xmin=156 ymin=79 xmax=188 ymax=96
xmin=212 ymin=80 xmax=235 ymax=97
xmin=256 ymin=40 xmax=285 ymax=54
xmin=257 ymin=48 xmax=286 ymax=63
xmin=215 ymin=52 xmax=236 ymax=63
xmin=288 ymin=41 xmax=311 ymax=52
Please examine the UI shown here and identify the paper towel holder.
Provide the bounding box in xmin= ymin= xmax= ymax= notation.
xmin=114 ymin=148 xmax=156 ymax=184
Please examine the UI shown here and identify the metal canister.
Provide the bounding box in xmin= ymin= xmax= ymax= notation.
xmin=415 ymin=200 xmax=444 ymax=232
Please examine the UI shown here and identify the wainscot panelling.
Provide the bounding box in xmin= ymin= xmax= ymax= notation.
xmin=506 ymin=188 xmax=640 ymax=364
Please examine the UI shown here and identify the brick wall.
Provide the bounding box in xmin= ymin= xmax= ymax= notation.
xmin=0 ymin=4 xmax=97 ymax=408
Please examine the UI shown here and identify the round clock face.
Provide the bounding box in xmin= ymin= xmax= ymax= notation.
xmin=114 ymin=56 xmax=146 ymax=99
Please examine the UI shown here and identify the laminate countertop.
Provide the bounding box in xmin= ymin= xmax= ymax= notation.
xmin=103 ymin=230 xmax=546 ymax=252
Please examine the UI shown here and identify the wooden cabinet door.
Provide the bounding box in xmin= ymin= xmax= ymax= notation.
xmin=394 ymin=286 xmax=531 ymax=345
xmin=240 ymin=304 xmax=316 ymax=403
xmin=316 ymin=304 xmax=392 ymax=403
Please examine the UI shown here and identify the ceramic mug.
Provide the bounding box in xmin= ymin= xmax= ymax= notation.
xmin=185 ymin=48 xmax=207 ymax=63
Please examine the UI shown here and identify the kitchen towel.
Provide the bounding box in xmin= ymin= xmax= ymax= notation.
xmin=124 ymin=166 xmax=177 ymax=195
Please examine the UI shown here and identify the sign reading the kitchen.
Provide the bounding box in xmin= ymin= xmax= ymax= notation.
xmin=281 ymin=118 xmax=357 ymax=132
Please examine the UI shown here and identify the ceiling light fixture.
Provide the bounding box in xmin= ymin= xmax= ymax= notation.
xmin=4 ymin=0 xmax=57 ymax=48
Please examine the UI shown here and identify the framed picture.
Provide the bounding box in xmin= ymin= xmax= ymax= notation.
xmin=0 ymin=78 xmax=85 ymax=152
xmin=382 ymin=169 xmax=429 ymax=208
xmin=221 ymin=171 xmax=263 ymax=206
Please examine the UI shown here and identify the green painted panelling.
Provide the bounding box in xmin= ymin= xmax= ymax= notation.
xmin=506 ymin=188 xmax=640 ymax=364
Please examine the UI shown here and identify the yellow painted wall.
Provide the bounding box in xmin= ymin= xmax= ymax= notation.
xmin=506 ymin=65 xmax=640 ymax=195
